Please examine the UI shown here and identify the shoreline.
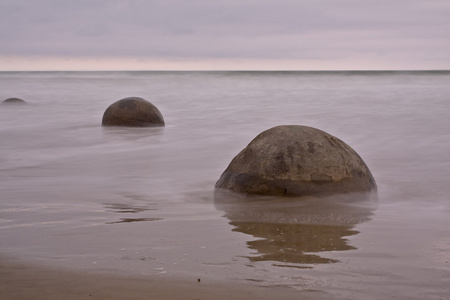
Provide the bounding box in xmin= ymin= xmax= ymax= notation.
xmin=0 ymin=257 xmax=327 ymax=300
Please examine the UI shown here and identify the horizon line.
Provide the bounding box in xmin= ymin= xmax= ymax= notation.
xmin=1 ymin=69 xmax=449 ymax=72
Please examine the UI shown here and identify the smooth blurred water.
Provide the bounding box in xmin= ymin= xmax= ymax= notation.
xmin=1 ymin=71 xmax=449 ymax=299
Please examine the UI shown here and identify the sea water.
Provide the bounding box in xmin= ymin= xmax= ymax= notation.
xmin=1 ymin=71 xmax=449 ymax=299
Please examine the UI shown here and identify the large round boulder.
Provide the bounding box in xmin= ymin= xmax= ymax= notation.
xmin=102 ymin=97 xmax=165 ymax=127
xmin=2 ymin=98 xmax=26 ymax=105
xmin=215 ymin=125 xmax=376 ymax=197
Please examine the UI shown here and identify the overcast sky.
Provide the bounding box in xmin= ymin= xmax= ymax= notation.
xmin=1 ymin=0 xmax=449 ymax=70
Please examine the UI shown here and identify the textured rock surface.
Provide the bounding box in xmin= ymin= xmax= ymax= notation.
xmin=2 ymin=98 xmax=26 ymax=105
xmin=215 ymin=125 xmax=376 ymax=197
xmin=102 ymin=97 xmax=165 ymax=127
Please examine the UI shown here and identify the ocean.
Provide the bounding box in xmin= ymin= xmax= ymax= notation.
xmin=1 ymin=71 xmax=449 ymax=299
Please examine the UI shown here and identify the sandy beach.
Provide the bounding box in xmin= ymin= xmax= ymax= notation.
xmin=0 ymin=257 xmax=324 ymax=300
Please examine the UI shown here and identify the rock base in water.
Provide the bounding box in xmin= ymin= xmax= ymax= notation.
xmin=2 ymin=98 xmax=26 ymax=105
xmin=215 ymin=125 xmax=376 ymax=197
xmin=102 ymin=97 xmax=165 ymax=127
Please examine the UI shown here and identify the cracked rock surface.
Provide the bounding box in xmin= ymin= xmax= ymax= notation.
xmin=215 ymin=125 xmax=376 ymax=197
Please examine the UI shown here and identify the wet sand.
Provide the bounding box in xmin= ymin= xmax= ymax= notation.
xmin=0 ymin=257 xmax=324 ymax=300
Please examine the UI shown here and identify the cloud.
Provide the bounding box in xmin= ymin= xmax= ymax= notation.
xmin=0 ymin=0 xmax=449 ymax=69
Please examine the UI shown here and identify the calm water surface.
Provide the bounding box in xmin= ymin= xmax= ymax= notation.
xmin=1 ymin=71 xmax=449 ymax=299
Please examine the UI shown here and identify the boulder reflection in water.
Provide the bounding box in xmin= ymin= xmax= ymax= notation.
xmin=214 ymin=191 xmax=376 ymax=266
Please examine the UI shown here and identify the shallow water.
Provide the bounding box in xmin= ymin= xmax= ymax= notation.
xmin=1 ymin=71 xmax=449 ymax=299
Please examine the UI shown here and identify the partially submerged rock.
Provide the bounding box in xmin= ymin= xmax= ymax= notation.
xmin=215 ymin=125 xmax=376 ymax=197
xmin=102 ymin=97 xmax=165 ymax=127
xmin=2 ymin=98 xmax=26 ymax=105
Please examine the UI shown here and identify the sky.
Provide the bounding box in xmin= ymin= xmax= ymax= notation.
xmin=1 ymin=0 xmax=449 ymax=71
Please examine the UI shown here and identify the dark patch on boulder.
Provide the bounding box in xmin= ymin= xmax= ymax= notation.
xmin=118 ymin=100 xmax=138 ymax=111
xmin=102 ymin=97 xmax=165 ymax=127
xmin=307 ymin=142 xmax=315 ymax=153
xmin=215 ymin=125 xmax=376 ymax=197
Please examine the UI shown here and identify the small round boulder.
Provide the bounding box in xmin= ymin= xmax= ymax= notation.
xmin=2 ymin=98 xmax=26 ymax=105
xmin=102 ymin=97 xmax=165 ymax=127
xmin=215 ymin=125 xmax=376 ymax=197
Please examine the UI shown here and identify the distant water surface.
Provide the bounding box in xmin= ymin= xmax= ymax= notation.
xmin=1 ymin=71 xmax=449 ymax=299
